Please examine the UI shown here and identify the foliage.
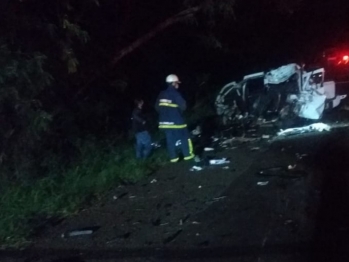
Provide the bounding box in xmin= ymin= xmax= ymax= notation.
xmin=0 ymin=139 xmax=168 ymax=247
xmin=0 ymin=43 xmax=53 ymax=180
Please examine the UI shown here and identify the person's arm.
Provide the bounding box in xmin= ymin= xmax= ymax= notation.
xmin=175 ymin=91 xmax=187 ymax=112
xmin=155 ymin=93 xmax=161 ymax=113
xmin=133 ymin=109 xmax=145 ymax=124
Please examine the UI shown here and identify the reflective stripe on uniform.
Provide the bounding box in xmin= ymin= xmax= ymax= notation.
xmin=159 ymin=103 xmax=179 ymax=108
xmin=184 ymin=155 xmax=194 ymax=160
xmin=170 ymin=158 xmax=179 ymax=163
xmin=159 ymin=124 xmax=187 ymax=129
xmin=188 ymin=139 xmax=193 ymax=155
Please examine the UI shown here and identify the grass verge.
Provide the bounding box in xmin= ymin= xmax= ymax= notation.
xmin=0 ymin=138 xmax=168 ymax=248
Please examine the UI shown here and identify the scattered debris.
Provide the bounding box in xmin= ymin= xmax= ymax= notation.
xmin=212 ymin=137 xmax=219 ymax=142
xmin=296 ymin=153 xmax=308 ymax=160
xmin=190 ymin=166 xmax=203 ymax=172
xmin=129 ymin=195 xmax=136 ymax=199
xmin=150 ymin=179 xmax=157 ymax=184
xmin=151 ymin=142 xmax=161 ymax=149
xmin=61 ymin=226 xmax=100 ymax=238
xmin=198 ymin=185 xmax=202 ymax=189
xmin=213 ymin=196 xmax=227 ymax=201
xmin=192 ymin=221 xmax=201 ymax=225
xmin=163 ymin=230 xmax=182 ymax=244
xmin=250 ymin=147 xmax=260 ymax=151
xmin=114 ymin=192 xmax=128 ymax=200
xmin=262 ymin=135 xmax=271 ymax=139
xmin=192 ymin=126 xmax=202 ymax=136
xmin=222 ymin=166 xmax=230 ymax=170
xmin=287 ymin=164 xmax=297 ymax=170
xmin=277 ymin=123 xmax=331 ymax=137
xmin=257 ymin=181 xmax=269 ymax=186
xmin=209 ymin=158 xmax=230 ymax=165
xmin=284 ymin=220 xmax=293 ymax=225
xmin=204 ymin=147 xmax=215 ymax=152
xmin=160 ymin=223 xmax=169 ymax=226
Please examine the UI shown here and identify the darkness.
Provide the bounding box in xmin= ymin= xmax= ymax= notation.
xmin=2 ymin=1 xmax=349 ymax=258
xmin=0 ymin=0 xmax=349 ymax=174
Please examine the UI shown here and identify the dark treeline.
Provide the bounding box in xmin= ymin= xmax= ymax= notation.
xmin=0 ymin=0 xmax=348 ymax=180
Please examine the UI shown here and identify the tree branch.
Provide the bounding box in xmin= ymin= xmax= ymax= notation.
xmin=111 ymin=6 xmax=200 ymax=65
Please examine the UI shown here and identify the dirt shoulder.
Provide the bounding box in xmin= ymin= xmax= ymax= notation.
xmin=5 ymin=129 xmax=349 ymax=262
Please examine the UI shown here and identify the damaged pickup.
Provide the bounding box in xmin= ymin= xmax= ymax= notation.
xmin=215 ymin=64 xmax=347 ymax=125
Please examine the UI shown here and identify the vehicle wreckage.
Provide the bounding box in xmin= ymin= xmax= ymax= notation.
xmin=215 ymin=64 xmax=347 ymax=126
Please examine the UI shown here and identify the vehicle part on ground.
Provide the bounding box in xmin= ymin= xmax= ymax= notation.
xmin=209 ymin=158 xmax=230 ymax=165
xmin=257 ymin=181 xmax=269 ymax=186
xmin=277 ymin=122 xmax=331 ymax=136
xmin=61 ymin=226 xmax=100 ymax=238
xmin=216 ymin=64 xmax=347 ymax=126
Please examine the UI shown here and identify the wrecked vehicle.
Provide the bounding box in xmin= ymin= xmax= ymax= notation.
xmin=215 ymin=64 xmax=347 ymax=126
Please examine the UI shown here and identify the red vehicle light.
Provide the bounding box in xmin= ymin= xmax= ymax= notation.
xmin=343 ymin=55 xmax=349 ymax=61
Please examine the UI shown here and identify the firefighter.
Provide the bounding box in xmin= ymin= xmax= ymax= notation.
xmin=132 ymin=99 xmax=152 ymax=159
xmin=155 ymin=74 xmax=195 ymax=163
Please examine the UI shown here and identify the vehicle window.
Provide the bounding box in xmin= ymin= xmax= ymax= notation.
xmin=245 ymin=77 xmax=265 ymax=95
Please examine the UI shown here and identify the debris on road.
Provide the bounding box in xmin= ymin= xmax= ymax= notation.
xmin=250 ymin=147 xmax=261 ymax=151
xmin=190 ymin=166 xmax=203 ymax=172
xmin=61 ymin=226 xmax=100 ymax=238
xmin=288 ymin=164 xmax=297 ymax=170
xmin=114 ymin=192 xmax=128 ymax=200
xmin=257 ymin=181 xmax=269 ymax=186
xmin=277 ymin=123 xmax=331 ymax=137
xmin=296 ymin=153 xmax=308 ymax=160
xmin=222 ymin=166 xmax=230 ymax=170
xmin=213 ymin=196 xmax=227 ymax=201
xmin=204 ymin=147 xmax=215 ymax=152
xmin=150 ymin=179 xmax=157 ymax=184
xmin=209 ymin=158 xmax=230 ymax=165
xmin=192 ymin=221 xmax=200 ymax=225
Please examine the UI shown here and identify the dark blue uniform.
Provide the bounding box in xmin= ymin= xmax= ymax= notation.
xmin=155 ymin=85 xmax=194 ymax=162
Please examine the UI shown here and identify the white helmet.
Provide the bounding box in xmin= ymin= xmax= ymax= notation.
xmin=166 ymin=74 xmax=180 ymax=83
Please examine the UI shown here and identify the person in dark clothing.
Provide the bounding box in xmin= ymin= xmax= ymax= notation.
xmin=155 ymin=74 xmax=194 ymax=163
xmin=132 ymin=99 xmax=152 ymax=159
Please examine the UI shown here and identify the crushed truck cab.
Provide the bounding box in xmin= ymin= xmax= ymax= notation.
xmin=215 ymin=64 xmax=347 ymax=125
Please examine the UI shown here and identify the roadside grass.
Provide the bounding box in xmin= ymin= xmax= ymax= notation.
xmin=0 ymin=139 xmax=168 ymax=248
